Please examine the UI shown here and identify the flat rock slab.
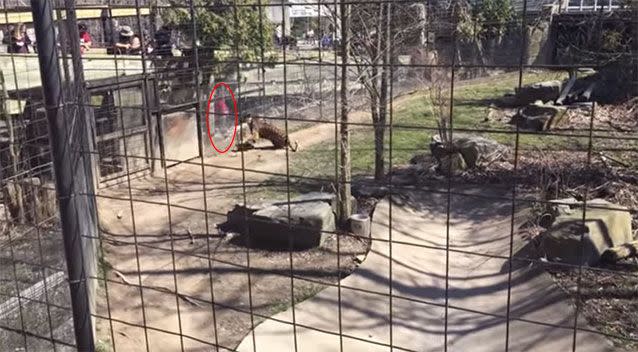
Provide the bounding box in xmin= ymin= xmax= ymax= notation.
xmin=515 ymin=80 xmax=562 ymax=105
xmin=248 ymin=199 xmax=336 ymax=250
xmin=284 ymin=192 xmax=357 ymax=215
xmin=542 ymin=198 xmax=633 ymax=266
xmin=237 ymin=187 xmax=613 ymax=352
xmin=222 ymin=192 xmax=357 ymax=249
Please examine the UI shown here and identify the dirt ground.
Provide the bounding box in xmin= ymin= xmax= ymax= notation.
xmin=95 ymin=78 xmax=636 ymax=350
xmin=397 ymin=151 xmax=638 ymax=350
xmin=548 ymin=261 xmax=638 ymax=351
xmin=93 ymin=93 xmax=412 ymax=351
xmin=393 ymin=92 xmax=638 ymax=350
xmin=98 ymin=228 xmax=368 ymax=351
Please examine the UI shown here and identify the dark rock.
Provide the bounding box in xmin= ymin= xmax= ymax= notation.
xmin=221 ymin=192 xmax=358 ymax=249
xmin=430 ymin=134 xmax=507 ymax=170
xmin=219 ymin=204 xmax=260 ymax=233
xmin=541 ymin=199 xmax=633 ymax=266
xmin=510 ymin=102 xmax=567 ymax=131
xmin=514 ymin=80 xmax=562 ymax=105
xmin=248 ymin=201 xmax=335 ymax=250
xmin=409 ymin=153 xmax=430 ymax=165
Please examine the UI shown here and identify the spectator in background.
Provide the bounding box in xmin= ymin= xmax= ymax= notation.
xmin=114 ymin=26 xmax=142 ymax=55
xmin=8 ymin=27 xmax=28 ymax=54
xmin=17 ymin=23 xmax=36 ymax=52
xmin=275 ymin=24 xmax=282 ymax=47
xmin=321 ymin=33 xmax=332 ymax=49
xmin=3 ymin=25 xmax=14 ymax=53
xmin=306 ymin=28 xmax=315 ymax=46
xmin=213 ymin=96 xmax=232 ymax=135
xmin=17 ymin=23 xmax=31 ymax=52
xmin=152 ymin=26 xmax=173 ymax=58
xmin=78 ymin=23 xmax=92 ymax=55
xmin=104 ymin=18 xmax=119 ymax=52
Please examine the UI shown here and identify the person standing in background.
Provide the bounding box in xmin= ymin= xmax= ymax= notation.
xmin=114 ymin=26 xmax=142 ymax=55
xmin=78 ymin=23 xmax=92 ymax=55
xmin=8 ymin=27 xmax=28 ymax=54
xmin=275 ymin=24 xmax=283 ymax=47
xmin=18 ymin=23 xmax=34 ymax=52
xmin=213 ymin=95 xmax=231 ymax=136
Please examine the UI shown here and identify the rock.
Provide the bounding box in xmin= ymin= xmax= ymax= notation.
xmin=514 ymin=80 xmax=562 ymax=105
xmin=510 ymin=102 xmax=567 ymax=131
xmin=601 ymin=240 xmax=638 ymax=263
xmin=409 ymin=153 xmax=430 ymax=165
xmin=438 ymin=152 xmax=466 ymax=176
xmin=221 ymin=192 xmax=355 ymax=249
xmin=541 ymin=199 xmax=633 ymax=266
xmin=283 ymin=192 xmax=357 ymax=216
xmin=248 ymin=201 xmax=335 ymax=250
xmin=354 ymin=254 xmax=367 ymax=264
xmin=430 ymin=134 xmax=507 ymax=169
xmin=498 ymin=94 xmax=519 ymax=107
xmin=218 ymin=204 xmax=260 ymax=233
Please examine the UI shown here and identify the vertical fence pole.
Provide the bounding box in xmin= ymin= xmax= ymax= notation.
xmin=633 ymin=0 xmax=638 ymax=96
xmin=31 ymin=0 xmax=96 ymax=350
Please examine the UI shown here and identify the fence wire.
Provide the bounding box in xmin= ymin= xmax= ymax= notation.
xmin=0 ymin=0 xmax=637 ymax=351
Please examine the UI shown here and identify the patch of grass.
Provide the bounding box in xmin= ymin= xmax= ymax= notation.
xmin=291 ymin=70 xmax=574 ymax=178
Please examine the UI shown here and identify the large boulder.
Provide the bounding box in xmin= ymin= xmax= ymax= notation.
xmin=430 ymin=134 xmax=507 ymax=172
xmin=283 ymin=192 xmax=357 ymax=216
xmin=248 ymin=200 xmax=335 ymax=250
xmin=510 ymin=102 xmax=568 ymax=131
xmin=541 ymin=198 xmax=633 ymax=266
xmin=221 ymin=192 xmax=355 ymax=250
xmin=515 ymin=80 xmax=562 ymax=105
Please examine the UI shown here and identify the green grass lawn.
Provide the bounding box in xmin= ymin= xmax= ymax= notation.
xmin=288 ymin=70 xmax=588 ymax=181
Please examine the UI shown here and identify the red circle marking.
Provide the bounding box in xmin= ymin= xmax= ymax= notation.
xmin=205 ymin=82 xmax=238 ymax=154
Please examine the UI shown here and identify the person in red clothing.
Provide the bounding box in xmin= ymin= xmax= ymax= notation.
xmin=78 ymin=23 xmax=92 ymax=55
xmin=213 ymin=96 xmax=232 ymax=134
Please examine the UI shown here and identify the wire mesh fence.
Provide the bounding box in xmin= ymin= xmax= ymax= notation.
xmin=0 ymin=0 xmax=636 ymax=351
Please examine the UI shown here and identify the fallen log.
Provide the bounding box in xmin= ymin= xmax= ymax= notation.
xmin=601 ymin=240 xmax=638 ymax=263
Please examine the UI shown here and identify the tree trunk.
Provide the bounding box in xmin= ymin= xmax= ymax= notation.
xmin=375 ymin=2 xmax=391 ymax=181
xmin=370 ymin=89 xmax=384 ymax=180
xmin=338 ymin=0 xmax=352 ymax=226
xmin=372 ymin=3 xmax=385 ymax=181
xmin=373 ymin=123 xmax=385 ymax=180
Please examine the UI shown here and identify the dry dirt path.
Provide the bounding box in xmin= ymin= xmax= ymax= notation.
xmin=95 ymin=102 xmax=390 ymax=351
xmin=236 ymin=186 xmax=614 ymax=352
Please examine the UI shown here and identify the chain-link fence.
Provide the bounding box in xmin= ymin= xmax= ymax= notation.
xmin=0 ymin=0 xmax=637 ymax=351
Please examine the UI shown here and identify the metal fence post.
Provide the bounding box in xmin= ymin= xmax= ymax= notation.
xmin=31 ymin=0 xmax=96 ymax=350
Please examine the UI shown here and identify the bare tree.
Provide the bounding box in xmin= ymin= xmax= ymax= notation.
xmin=0 ymin=71 xmax=25 ymax=223
xmin=348 ymin=3 xmax=425 ymax=180
xmin=338 ymin=0 xmax=352 ymax=225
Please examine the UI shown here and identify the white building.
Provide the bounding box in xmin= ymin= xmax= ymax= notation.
xmin=267 ymin=0 xmax=334 ymax=37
